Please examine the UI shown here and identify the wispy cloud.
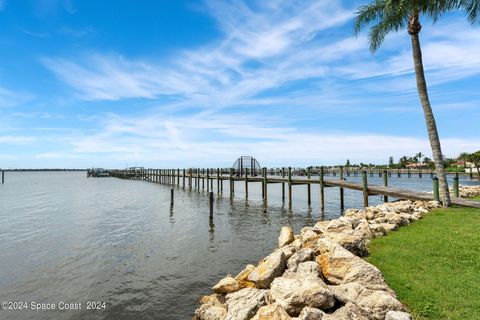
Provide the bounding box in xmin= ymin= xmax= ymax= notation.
xmin=0 ymin=87 xmax=33 ymax=108
xmin=0 ymin=135 xmax=37 ymax=144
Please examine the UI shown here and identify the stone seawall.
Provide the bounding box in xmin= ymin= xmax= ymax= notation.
xmin=193 ymin=200 xmax=444 ymax=320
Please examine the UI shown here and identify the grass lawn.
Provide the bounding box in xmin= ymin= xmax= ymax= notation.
xmin=367 ymin=207 xmax=480 ymax=319
xmin=469 ymin=195 xmax=480 ymax=201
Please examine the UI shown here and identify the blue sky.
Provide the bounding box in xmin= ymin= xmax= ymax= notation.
xmin=0 ymin=0 xmax=479 ymax=168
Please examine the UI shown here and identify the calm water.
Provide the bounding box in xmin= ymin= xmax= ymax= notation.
xmin=0 ymin=172 xmax=478 ymax=320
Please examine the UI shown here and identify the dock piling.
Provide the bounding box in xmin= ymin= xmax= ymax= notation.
xmin=383 ymin=170 xmax=388 ymax=202
xmin=339 ymin=166 xmax=344 ymax=210
xmin=307 ymin=166 xmax=311 ymax=206
xmin=288 ymin=167 xmax=292 ymax=206
xmin=433 ymin=177 xmax=440 ymax=202
xmin=320 ymin=166 xmax=325 ymax=211
xmin=362 ymin=171 xmax=369 ymax=207
xmin=453 ymin=172 xmax=459 ymax=198
xmin=170 ymin=189 xmax=174 ymax=207
xmin=209 ymin=191 xmax=214 ymax=217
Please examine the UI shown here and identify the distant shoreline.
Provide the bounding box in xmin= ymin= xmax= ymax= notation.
xmin=2 ymin=169 xmax=86 ymax=172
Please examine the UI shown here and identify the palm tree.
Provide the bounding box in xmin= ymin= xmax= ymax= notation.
xmin=415 ymin=152 xmax=423 ymax=164
xmin=354 ymin=1 xmax=480 ymax=206
xmin=458 ymin=152 xmax=470 ymax=169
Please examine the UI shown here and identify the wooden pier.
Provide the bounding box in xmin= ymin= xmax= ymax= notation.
xmin=107 ymin=167 xmax=480 ymax=209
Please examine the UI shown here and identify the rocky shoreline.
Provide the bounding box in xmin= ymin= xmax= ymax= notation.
xmin=194 ymin=185 xmax=480 ymax=320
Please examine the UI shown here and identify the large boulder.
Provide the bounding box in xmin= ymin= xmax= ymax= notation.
xmin=213 ymin=276 xmax=242 ymax=294
xmin=195 ymin=295 xmax=227 ymax=320
xmin=296 ymin=261 xmax=321 ymax=278
xmin=322 ymin=302 xmax=368 ymax=320
xmin=385 ymin=310 xmax=412 ymax=320
xmin=287 ymin=248 xmax=315 ymax=271
xmin=235 ymin=264 xmax=256 ymax=288
xmin=330 ymin=282 xmax=404 ymax=320
xmin=194 ymin=303 xmax=227 ymax=320
xmin=248 ymin=251 xmax=287 ymax=289
xmin=297 ymin=306 xmax=326 ymax=320
xmin=225 ymin=288 xmax=267 ymax=320
xmin=269 ymin=272 xmax=335 ymax=316
xmin=323 ymin=232 xmax=369 ymax=257
xmin=251 ymin=303 xmax=292 ymax=320
xmin=316 ymin=239 xmax=389 ymax=291
xmin=278 ymin=226 xmax=295 ymax=248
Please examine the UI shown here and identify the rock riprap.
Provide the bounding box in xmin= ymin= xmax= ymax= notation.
xmin=194 ymin=200 xmax=441 ymax=320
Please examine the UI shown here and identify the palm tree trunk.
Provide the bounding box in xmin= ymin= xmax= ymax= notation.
xmin=410 ymin=30 xmax=451 ymax=206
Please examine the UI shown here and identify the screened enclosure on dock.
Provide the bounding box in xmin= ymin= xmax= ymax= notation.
xmin=232 ymin=156 xmax=261 ymax=176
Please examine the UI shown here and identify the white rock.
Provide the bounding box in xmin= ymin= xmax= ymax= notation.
xmin=251 ymin=303 xmax=292 ymax=320
xmin=296 ymin=261 xmax=321 ymax=278
xmin=322 ymin=302 xmax=368 ymax=320
xmin=287 ymin=248 xmax=314 ymax=271
xmin=225 ymin=288 xmax=267 ymax=320
xmin=269 ymin=272 xmax=335 ymax=316
xmin=248 ymin=251 xmax=287 ymax=289
xmin=330 ymin=282 xmax=404 ymax=320
xmin=278 ymin=226 xmax=295 ymax=248
xmin=297 ymin=306 xmax=326 ymax=320
xmin=213 ymin=276 xmax=242 ymax=294
xmin=195 ymin=303 xmax=227 ymax=320
xmin=316 ymin=239 xmax=389 ymax=291
xmin=385 ymin=310 xmax=412 ymax=320
xmin=323 ymin=232 xmax=369 ymax=257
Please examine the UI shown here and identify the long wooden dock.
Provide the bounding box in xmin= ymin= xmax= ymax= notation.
xmin=107 ymin=167 xmax=480 ymax=209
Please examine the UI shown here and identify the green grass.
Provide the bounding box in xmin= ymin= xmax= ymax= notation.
xmin=367 ymin=208 xmax=480 ymax=319
xmin=469 ymin=195 xmax=480 ymax=201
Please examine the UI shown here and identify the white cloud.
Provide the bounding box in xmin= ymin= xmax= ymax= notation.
xmin=0 ymin=87 xmax=33 ymax=108
xmin=0 ymin=135 xmax=37 ymax=144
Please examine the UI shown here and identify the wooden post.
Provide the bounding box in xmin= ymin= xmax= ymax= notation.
xmin=183 ymin=169 xmax=186 ymax=189
xmin=362 ymin=171 xmax=369 ymax=207
xmin=307 ymin=166 xmax=311 ymax=206
xmin=430 ymin=171 xmax=433 ymax=178
xmin=245 ymin=167 xmax=249 ymax=199
xmin=383 ymin=170 xmax=388 ymax=203
xmin=433 ymin=177 xmax=440 ymax=202
xmin=288 ymin=167 xmax=292 ymax=206
xmin=209 ymin=191 xmax=214 ymax=217
xmin=281 ymin=167 xmax=285 ymax=202
xmin=263 ymin=167 xmax=268 ymax=203
xmin=220 ymin=169 xmax=223 ymax=193
xmin=217 ymin=168 xmax=220 ymax=193
xmin=453 ymin=172 xmax=459 ymax=198
xmin=470 ymin=167 xmax=473 ymax=180
xmin=340 ymin=166 xmax=344 ymax=210
xmin=177 ymin=169 xmax=180 ymax=185
xmin=229 ymin=168 xmax=234 ymax=198
xmin=1 ymin=170 xmax=4 ymax=184
xmin=189 ymin=169 xmax=192 ymax=190
xmin=206 ymin=168 xmax=210 ymax=192
xmin=202 ymin=169 xmax=205 ymax=190
xmin=397 ymin=169 xmax=401 ymax=178
xmin=197 ymin=169 xmax=200 ymax=191
xmin=170 ymin=189 xmax=174 ymax=207
xmin=172 ymin=169 xmax=175 ymax=185
xmin=407 ymin=168 xmax=411 ymax=178
xmin=320 ymin=166 xmax=324 ymax=211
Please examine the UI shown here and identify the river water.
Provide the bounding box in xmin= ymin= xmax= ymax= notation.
xmin=0 ymin=171 xmax=478 ymax=319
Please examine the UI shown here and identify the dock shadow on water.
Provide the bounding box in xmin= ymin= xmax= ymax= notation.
xmin=0 ymin=172 xmax=476 ymax=319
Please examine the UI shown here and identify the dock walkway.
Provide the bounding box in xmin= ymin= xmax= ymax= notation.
xmin=108 ymin=168 xmax=480 ymax=209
